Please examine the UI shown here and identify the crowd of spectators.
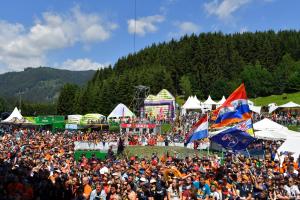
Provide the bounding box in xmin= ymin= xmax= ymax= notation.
xmin=0 ymin=127 xmax=300 ymax=200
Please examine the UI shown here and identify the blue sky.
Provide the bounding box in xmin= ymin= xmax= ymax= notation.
xmin=0 ymin=0 xmax=299 ymax=73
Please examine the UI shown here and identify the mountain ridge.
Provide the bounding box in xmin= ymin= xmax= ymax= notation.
xmin=0 ymin=67 xmax=95 ymax=102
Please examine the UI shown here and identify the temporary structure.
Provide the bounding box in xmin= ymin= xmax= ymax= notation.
xmin=203 ymin=95 xmax=217 ymax=105
xmin=254 ymin=130 xmax=288 ymax=140
xmin=144 ymin=89 xmax=176 ymax=119
xmin=80 ymin=113 xmax=106 ymax=125
xmin=278 ymin=101 xmax=300 ymax=108
xmin=108 ymin=103 xmax=135 ymax=120
xmin=276 ymin=136 xmax=300 ymax=163
xmin=218 ymin=96 xmax=226 ymax=105
xmin=253 ymin=118 xmax=288 ymax=131
xmin=269 ymin=101 xmax=300 ymax=113
xmin=249 ymin=105 xmax=262 ymax=114
xmin=1 ymin=107 xmax=32 ymax=125
xmin=193 ymin=96 xmax=201 ymax=105
xmin=182 ymin=96 xmax=201 ymax=110
xmin=67 ymin=115 xmax=83 ymax=124
xmin=248 ymin=100 xmax=254 ymax=106
xmin=2 ymin=107 xmax=23 ymax=122
xmin=202 ymin=95 xmax=217 ymax=111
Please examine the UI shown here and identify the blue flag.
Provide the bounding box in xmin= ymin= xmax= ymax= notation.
xmin=211 ymin=119 xmax=256 ymax=151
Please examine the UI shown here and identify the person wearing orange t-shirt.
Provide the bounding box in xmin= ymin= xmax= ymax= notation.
xmin=82 ymin=177 xmax=92 ymax=199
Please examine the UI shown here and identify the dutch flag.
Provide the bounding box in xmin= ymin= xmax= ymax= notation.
xmin=186 ymin=115 xmax=209 ymax=143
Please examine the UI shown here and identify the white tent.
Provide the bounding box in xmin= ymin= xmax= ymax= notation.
xmin=249 ymin=105 xmax=262 ymax=114
xmin=193 ymin=96 xmax=201 ymax=105
xmin=202 ymin=95 xmax=217 ymax=111
xmin=277 ymin=136 xmax=300 ymax=162
xmin=279 ymin=101 xmax=300 ymax=108
xmin=3 ymin=107 xmax=23 ymax=122
xmin=108 ymin=103 xmax=135 ymax=120
xmin=269 ymin=101 xmax=300 ymax=113
xmin=182 ymin=96 xmax=201 ymax=110
xmin=248 ymin=100 xmax=254 ymax=106
xmin=217 ymin=96 xmax=226 ymax=105
xmin=255 ymin=130 xmax=288 ymax=140
xmin=203 ymin=95 xmax=217 ymax=105
xmin=253 ymin=118 xmax=288 ymax=131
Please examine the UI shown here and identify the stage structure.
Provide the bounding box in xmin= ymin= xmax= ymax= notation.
xmin=144 ymin=89 xmax=176 ymax=120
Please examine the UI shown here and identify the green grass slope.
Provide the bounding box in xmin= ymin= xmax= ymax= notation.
xmin=251 ymin=92 xmax=300 ymax=106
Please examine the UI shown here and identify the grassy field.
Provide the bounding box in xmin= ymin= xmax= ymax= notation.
xmin=124 ymin=145 xmax=215 ymax=159
xmin=250 ymin=92 xmax=300 ymax=106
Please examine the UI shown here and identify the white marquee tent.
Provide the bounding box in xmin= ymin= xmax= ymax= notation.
xmin=218 ymin=96 xmax=226 ymax=105
xmin=203 ymin=95 xmax=217 ymax=105
xmin=248 ymin=100 xmax=254 ymax=106
xmin=253 ymin=118 xmax=288 ymax=131
xmin=249 ymin=105 xmax=262 ymax=114
xmin=193 ymin=96 xmax=201 ymax=105
xmin=269 ymin=101 xmax=300 ymax=113
xmin=2 ymin=107 xmax=23 ymax=122
xmin=108 ymin=103 xmax=135 ymax=120
xmin=276 ymin=136 xmax=300 ymax=163
xmin=254 ymin=130 xmax=288 ymax=140
xmin=182 ymin=96 xmax=201 ymax=110
xmin=253 ymin=118 xmax=300 ymax=140
xmin=202 ymin=95 xmax=217 ymax=111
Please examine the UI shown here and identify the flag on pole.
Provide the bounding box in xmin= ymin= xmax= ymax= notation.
xmin=186 ymin=115 xmax=208 ymax=143
xmin=212 ymin=83 xmax=251 ymax=128
xmin=210 ymin=119 xmax=255 ymax=151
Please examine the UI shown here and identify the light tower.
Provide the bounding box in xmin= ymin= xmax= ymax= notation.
xmin=130 ymin=85 xmax=150 ymax=117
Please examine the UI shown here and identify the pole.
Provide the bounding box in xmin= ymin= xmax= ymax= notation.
xmin=133 ymin=0 xmax=136 ymax=53
xmin=221 ymin=149 xmax=224 ymax=166
xmin=246 ymin=148 xmax=251 ymax=158
xmin=18 ymin=90 xmax=23 ymax=113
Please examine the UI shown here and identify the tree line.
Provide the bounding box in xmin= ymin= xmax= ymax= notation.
xmin=54 ymin=30 xmax=299 ymax=116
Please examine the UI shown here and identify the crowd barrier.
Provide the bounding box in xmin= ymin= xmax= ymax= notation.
xmin=74 ymin=141 xmax=118 ymax=150
xmin=74 ymin=141 xmax=210 ymax=150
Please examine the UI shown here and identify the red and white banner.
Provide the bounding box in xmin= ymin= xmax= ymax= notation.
xmin=121 ymin=123 xmax=156 ymax=129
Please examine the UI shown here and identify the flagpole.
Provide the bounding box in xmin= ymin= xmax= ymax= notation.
xmin=246 ymin=148 xmax=251 ymax=158
xmin=206 ymin=112 xmax=209 ymax=156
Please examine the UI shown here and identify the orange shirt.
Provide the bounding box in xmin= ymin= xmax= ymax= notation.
xmin=84 ymin=184 xmax=92 ymax=198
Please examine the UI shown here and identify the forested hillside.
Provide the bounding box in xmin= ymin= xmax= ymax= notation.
xmin=57 ymin=30 xmax=300 ymax=116
xmin=0 ymin=67 xmax=95 ymax=102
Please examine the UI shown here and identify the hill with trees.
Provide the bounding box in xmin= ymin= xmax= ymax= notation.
xmin=57 ymin=30 xmax=300 ymax=116
xmin=0 ymin=67 xmax=95 ymax=103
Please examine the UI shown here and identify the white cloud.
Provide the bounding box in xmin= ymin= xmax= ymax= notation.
xmin=60 ymin=58 xmax=109 ymax=71
xmin=168 ymin=21 xmax=200 ymax=39
xmin=177 ymin=21 xmax=200 ymax=34
xmin=204 ymin=0 xmax=251 ymax=20
xmin=239 ymin=26 xmax=248 ymax=33
xmin=0 ymin=6 xmax=117 ymax=72
xmin=127 ymin=15 xmax=165 ymax=36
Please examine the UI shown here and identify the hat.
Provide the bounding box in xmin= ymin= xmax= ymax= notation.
xmin=54 ymin=169 xmax=61 ymax=173
xmin=112 ymin=172 xmax=119 ymax=176
xmin=150 ymin=178 xmax=156 ymax=183
xmin=140 ymin=177 xmax=147 ymax=182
